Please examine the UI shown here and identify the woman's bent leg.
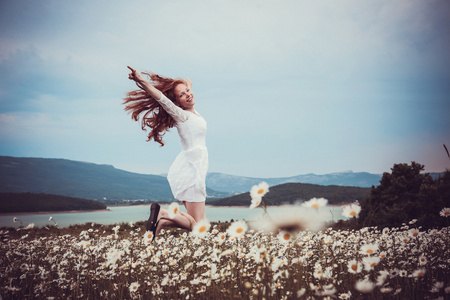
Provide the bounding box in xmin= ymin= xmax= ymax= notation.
xmin=155 ymin=208 xmax=196 ymax=235
xmin=183 ymin=201 xmax=206 ymax=222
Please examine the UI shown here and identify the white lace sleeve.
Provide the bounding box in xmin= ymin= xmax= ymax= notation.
xmin=156 ymin=92 xmax=189 ymax=123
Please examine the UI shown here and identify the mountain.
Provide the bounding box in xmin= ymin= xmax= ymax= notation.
xmin=0 ymin=156 xmax=230 ymax=202
xmin=206 ymin=171 xmax=382 ymax=194
xmin=208 ymin=182 xmax=371 ymax=206
xmin=0 ymin=193 xmax=107 ymax=213
xmin=2 ymin=156 xmax=442 ymax=203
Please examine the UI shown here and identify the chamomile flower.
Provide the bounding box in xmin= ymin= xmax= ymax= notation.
xmin=355 ymin=278 xmax=375 ymax=293
xmin=439 ymin=207 xmax=450 ymax=217
xmin=168 ymin=202 xmax=180 ymax=219
xmin=342 ymin=203 xmax=361 ymax=218
xmin=360 ymin=243 xmax=379 ymax=255
xmin=191 ymin=219 xmax=210 ymax=238
xmin=277 ymin=230 xmax=292 ymax=244
xmin=302 ymin=197 xmax=328 ymax=208
xmin=347 ymin=259 xmax=362 ymax=274
xmin=129 ymin=282 xmax=140 ymax=293
xmin=226 ymin=220 xmax=248 ymax=238
xmin=362 ymin=256 xmax=380 ymax=271
xmin=250 ymin=182 xmax=269 ymax=208
xmin=412 ymin=268 xmax=426 ymax=277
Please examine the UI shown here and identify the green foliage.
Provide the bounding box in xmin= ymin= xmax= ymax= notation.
xmin=358 ymin=162 xmax=450 ymax=229
xmin=210 ymin=183 xmax=371 ymax=206
xmin=0 ymin=193 xmax=106 ymax=213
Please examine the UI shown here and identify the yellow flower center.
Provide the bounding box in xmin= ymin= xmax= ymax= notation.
xmin=283 ymin=233 xmax=291 ymax=240
xmin=174 ymin=208 xmax=178 ymax=214
xmin=311 ymin=203 xmax=319 ymax=208
xmin=349 ymin=211 xmax=356 ymax=216
xmin=257 ymin=189 xmax=264 ymax=194
xmin=366 ymin=249 xmax=374 ymax=254
xmin=236 ymin=228 xmax=244 ymax=234
xmin=351 ymin=264 xmax=357 ymax=271
xmin=199 ymin=226 xmax=207 ymax=233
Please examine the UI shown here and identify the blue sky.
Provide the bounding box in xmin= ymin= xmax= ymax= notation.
xmin=0 ymin=0 xmax=449 ymax=178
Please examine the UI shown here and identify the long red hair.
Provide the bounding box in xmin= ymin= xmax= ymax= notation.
xmin=123 ymin=72 xmax=186 ymax=146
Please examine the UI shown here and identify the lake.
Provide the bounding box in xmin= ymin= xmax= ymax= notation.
xmin=0 ymin=205 xmax=347 ymax=228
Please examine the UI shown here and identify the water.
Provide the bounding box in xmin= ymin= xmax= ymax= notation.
xmin=0 ymin=205 xmax=346 ymax=228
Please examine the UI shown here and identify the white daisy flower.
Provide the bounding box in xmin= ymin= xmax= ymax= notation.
xmin=226 ymin=220 xmax=248 ymax=238
xmin=191 ymin=219 xmax=211 ymax=238
xmin=439 ymin=207 xmax=450 ymax=217
xmin=302 ymin=197 xmax=328 ymax=208
xmin=342 ymin=203 xmax=361 ymax=218
xmin=129 ymin=282 xmax=140 ymax=293
xmin=168 ymin=202 xmax=180 ymax=219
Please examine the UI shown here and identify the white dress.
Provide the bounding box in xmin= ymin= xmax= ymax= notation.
xmin=156 ymin=93 xmax=208 ymax=202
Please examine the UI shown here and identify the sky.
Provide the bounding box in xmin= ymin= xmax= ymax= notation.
xmin=0 ymin=0 xmax=449 ymax=178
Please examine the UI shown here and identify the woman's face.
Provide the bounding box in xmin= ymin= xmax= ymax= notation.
xmin=174 ymin=83 xmax=195 ymax=110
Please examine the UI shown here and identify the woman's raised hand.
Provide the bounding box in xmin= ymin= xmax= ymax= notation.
xmin=127 ymin=66 xmax=143 ymax=83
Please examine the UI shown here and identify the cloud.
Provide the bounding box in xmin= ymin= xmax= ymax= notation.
xmin=0 ymin=0 xmax=449 ymax=176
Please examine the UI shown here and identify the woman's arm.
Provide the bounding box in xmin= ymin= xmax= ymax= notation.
xmin=128 ymin=66 xmax=162 ymax=100
xmin=127 ymin=66 xmax=188 ymax=123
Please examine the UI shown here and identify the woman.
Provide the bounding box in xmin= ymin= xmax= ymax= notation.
xmin=124 ymin=66 xmax=208 ymax=240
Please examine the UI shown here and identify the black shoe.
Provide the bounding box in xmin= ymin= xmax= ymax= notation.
xmin=152 ymin=220 xmax=160 ymax=243
xmin=146 ymin=203 xmax=160 ymax=232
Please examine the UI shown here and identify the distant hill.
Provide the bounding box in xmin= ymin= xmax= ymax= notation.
xmin=0 ymin=193 xmax=106 ymax=213
xmin=209 ymin=182 xmax=371 ymax=206
xmin=206 ymin=171 xmax=382 ymax=193
xmin=2 ymin=156 xmax=442 ymax=204
xmin=0 ymin=156 xmax=230 ymax=202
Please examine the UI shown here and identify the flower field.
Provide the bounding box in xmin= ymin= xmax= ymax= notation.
xmin=1 ymin=213 xmax=449 ymax=299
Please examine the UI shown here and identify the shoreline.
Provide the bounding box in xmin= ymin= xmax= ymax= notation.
xmin=0 ymin=208 xmax=111 ymax=216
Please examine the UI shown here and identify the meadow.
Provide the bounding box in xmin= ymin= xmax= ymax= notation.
xmin=1 ymin=212 xmax=449 ymax=299
xmin=1 ymin=181 xmax=449 ymax=299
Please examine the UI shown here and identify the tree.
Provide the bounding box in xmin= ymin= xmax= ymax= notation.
xmin=358 ymin=162 xmax=449 ymax=229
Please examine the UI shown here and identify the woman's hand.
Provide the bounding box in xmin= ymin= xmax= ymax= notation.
xmin=127 ymin=66 xmax=144 ymax=83
xmin=127 ymin=66 xmax=162 ymax=100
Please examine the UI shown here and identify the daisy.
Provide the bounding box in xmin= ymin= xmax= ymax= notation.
xmin=191 ymin=219 xmax=210 ymax=238
xmin=226 ymin=220 xmax=248 ymax=238
xmin=418 ymin=254 xmax=427 ymax=266
xmin=168 ymin=202 xmax=180 ymax=219
xmin=302 ymin=197 xmax=328 ymax=208
xmin=342 ymin=203 xmax=361 ymax=218
xmin=277 ymin=230 xmax=292 ymax=244
xmin=339 ymin=291 xmax=352 ymax=299
xmin=360 ymin=243 xmax=379 ymax=255
xmin=250 ymin=182 xmax=269 ymax=208
xmin=362 ymin=256 xmax=380 ymax=271
xmin=439 ymin=207 xmax=450 ymax=217
xmin=408 ymin=228 xmax=420 ymax=238
xmin=412 ymin=268 xmax=426 ymax=278
xmin=143 ymin=231 xmax=154 ymax=244
xmin=355 ymin=278 xmax=375 ymax=293
xmin=250 ymin=196 xmax=262 ymax=209
xmin=129 ymin=282 xmax=140 ymax=293
xmin=347 ymin=259 xmax=362 ymax=274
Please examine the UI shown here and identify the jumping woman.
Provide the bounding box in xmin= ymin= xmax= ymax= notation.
xmin=124 ymin=66 xmax=208 ymax=241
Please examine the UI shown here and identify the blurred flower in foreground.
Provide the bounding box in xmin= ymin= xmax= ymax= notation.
xmin=439 ymin=207 xmax=450 ymax=217
xmin=168 ymin=202 xmax=180 ymax=219
xmin=355 ymin=278 xmax=375 ymax=293
xmin=227 ymin=220 xmax=248 ymax=238
xmin=342 ymin=203 xmax=361 ymax=218
xmin=249 ymin=206 xmax=328 ymax=233
xmin=250 ymin=182 xmax=269 ymax=209
xmin=302 ymin=197 xmax=328 ymax=208
xmin=24 ymin=223 xmax=35 ymax=230
xmin=192 ymin=219 xmax=210 ymax=238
